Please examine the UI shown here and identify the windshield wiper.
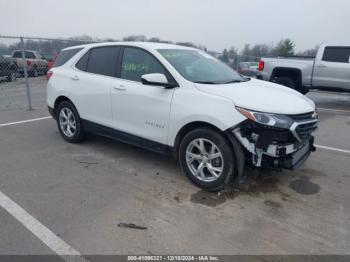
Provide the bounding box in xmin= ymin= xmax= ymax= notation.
xmin=195 ymin=79 xmax=250 ymax=85
xmin=222 ymin=80 xmax=242 ymax=84
xmin=194 ymin=81 xmax=220 ymax=84
xmin=223 ymin=78 xmax=251 ymax=84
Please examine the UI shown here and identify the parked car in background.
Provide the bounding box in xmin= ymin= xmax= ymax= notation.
xmin=0 ymin=55 xmax=17 ymax=82
xmin=258 ymin=44 xmax=350 ymax=94
xmin=237 ymin=62 xmax=259 ymax=77
xmin=47 ymin=42 xmax=318 ymax=191
xmin=10 ymin=50 xmax=48 ymax=77
xmin=42 ymin=54 xmax=57 ymax=71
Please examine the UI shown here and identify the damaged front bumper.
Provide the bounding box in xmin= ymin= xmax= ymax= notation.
xmin=232 ymin=115 xmax=318 ymax=170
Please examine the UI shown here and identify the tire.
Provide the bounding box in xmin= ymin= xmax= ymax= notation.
xmin=274 ymin=77 xmax=309 ymax=94
xmin=56 ymin=101 xmax=85 ymax=143
xmin=297 ymin=86 xmax=309 ymax=95
xmin=275 ymin=77 xmax=296 ymax=89
xmin=31 ymin=66 xmax=38 ymax=77
xmin=178 ymin=128 xmax=237 ymax=192
xmin=7 ymin=71 xmax=16 ymax=82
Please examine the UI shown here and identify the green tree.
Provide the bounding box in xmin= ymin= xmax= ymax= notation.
xmin=219 ymin=48 xmax=229 ymax=63
xmin=241 ymin=44 xmax=251 ymax=56
xmin=275 ymin=39 xmax=295 ymax=56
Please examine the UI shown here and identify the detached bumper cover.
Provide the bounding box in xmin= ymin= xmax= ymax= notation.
xmin=261 ymin=137 xmax=315 ymax=170
xmin=232 ymin=115 xmax=317 ymax=169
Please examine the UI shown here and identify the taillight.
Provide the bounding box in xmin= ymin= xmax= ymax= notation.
xmin=46 ymin=70 xmax=53 ymax=80
xmin=27 ymin=60 xmax=32 ymax=66
xmin=258 ymin=60 xmax=264 ymax=71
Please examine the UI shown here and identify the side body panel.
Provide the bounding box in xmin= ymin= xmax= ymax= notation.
xmin=167 ymin=83 xmax=246 ymax=147
xmin=259 ymin=57 xmax=314 ymax=87
xmin=47 ymin=66 xmax=113 ymax=128
xmin=312 ymin=45 xmax=350 ymax=89
xmin=111 ymin=78 xmax=175 ymax=145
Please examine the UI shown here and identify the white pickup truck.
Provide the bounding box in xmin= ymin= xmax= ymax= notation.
xmin=10 ymin=50 xmax=48 ymax=77
xmin=258 ymin=44 xmax=350 ymax=94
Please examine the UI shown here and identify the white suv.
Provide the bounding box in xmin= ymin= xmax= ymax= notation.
xmin=47 ymin=42 xmax=318 ymax=191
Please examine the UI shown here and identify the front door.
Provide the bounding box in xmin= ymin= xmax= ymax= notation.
xmin=312 ymin=46 xmax=350 ymax=89
xmin=111 ymin=47 xmax=175 ymax=145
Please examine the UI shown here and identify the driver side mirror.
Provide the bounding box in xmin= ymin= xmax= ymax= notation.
xmin=141 ymin=73 xmax=177 ymax=88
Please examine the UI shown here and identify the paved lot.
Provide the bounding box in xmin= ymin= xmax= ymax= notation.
xmin=0 ymin=78 xmax=349 ymax=257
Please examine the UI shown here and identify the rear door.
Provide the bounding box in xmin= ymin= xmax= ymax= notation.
xmin=72 ymin=46 xmax=120 ymax=127
xmin=312 ymin=46 xmax=350 ymax=89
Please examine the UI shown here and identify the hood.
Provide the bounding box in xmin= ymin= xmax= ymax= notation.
xmin=195 ymin=78 xmax=315 ymax=115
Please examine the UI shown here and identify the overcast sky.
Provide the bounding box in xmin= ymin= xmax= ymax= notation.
xmin=1 ymin=0 xmax=349 ymax=52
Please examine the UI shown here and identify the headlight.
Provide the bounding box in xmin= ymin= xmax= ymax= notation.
xmin=236 ymin=107 xmax=293 ymax=129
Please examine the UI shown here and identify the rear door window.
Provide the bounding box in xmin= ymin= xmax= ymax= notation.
xmin=85 ymin=46 xmax=120 ymax=77
xmin=53 ymin=48 xmax=83 ymax=67
xmin=322 ymin=47 xmax=350 ymax=63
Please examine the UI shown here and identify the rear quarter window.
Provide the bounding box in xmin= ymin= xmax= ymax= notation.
xmin=53 ymin=48 xmax=83 ymax=67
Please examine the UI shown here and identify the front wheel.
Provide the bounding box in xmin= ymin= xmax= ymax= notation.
xmin=178 ymin=128 xmax=237 ymax=192
xmin=56 ymin=101 xmax=85 ymax=143
xmin=7 ymin=71 xmax=16 ymax=82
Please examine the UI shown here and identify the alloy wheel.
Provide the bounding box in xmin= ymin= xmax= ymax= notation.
xmin=10 ymin=72 xmax=16 ymax=81
xmin=59 ymin=107 xmax=76 ymax=137
xmin=185 ymin=138 xmax=224 ymax=182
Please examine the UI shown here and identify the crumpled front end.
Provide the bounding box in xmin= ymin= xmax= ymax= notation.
xmin=232 ymin=112 xmax=318 ymax=169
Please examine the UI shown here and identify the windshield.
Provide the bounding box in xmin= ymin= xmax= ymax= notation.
xmin=158 ymin=49 xmax=244 ymax=84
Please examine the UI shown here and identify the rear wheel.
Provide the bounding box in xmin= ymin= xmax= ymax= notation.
xmin=178 ymin=128 xmax=237 ymax=191
xmin=275 ymin=77 xmax=296 ymax=89
xmin=31 ymin=66 xmax=38 ymax=77
xmin=56 ymin=101 xmax=85 ymax=143
xmin=274 ymin=77 xmax=308 ymax=94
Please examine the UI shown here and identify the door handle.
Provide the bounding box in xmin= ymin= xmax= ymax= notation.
xmin=113 ymin=84 xmax=126 ymax=91
xmin=316 ymin=64 xmax=326 ymax=68
xmin=71 ymin=75 xmax=79 ymax=80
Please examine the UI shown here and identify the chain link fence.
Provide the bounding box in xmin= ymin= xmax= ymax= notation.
xmin=0 ymin=35 xmax=98 ymax=112
xmin=0 ymin=36 xmax=261 ymax=113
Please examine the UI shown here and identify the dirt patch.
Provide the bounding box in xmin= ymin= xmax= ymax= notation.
xmin=238 ymin=173 xmax=290 ymax=199
xmin=264 ymin=200 xmax=283 ymax=209
xmin=299 ymin=168 xmax=327 ymax=178
xmin=190 ymin=190 xmax=230 ymax=207
xmin=289 ymin=176 xmax=320 ymax=195
xmin=190 ymin=172 xmax=290 ymax=207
